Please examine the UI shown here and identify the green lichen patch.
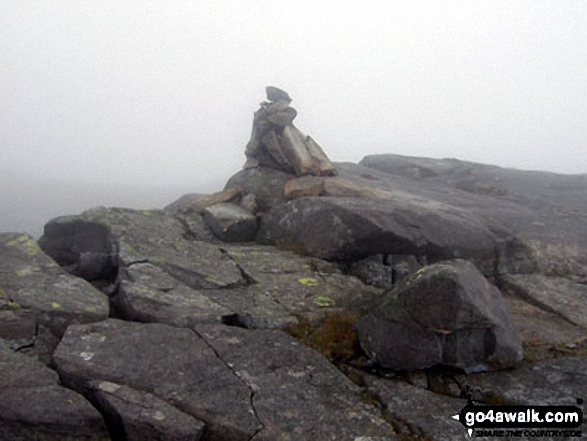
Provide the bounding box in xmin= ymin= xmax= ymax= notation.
xmin=297 ymin=277 xmax=318 ymax=287
xmin=6 ymin=300 xmax=21 ymax=311
xmin=313 ymin=296 xmax=335 ymax=307
xmin=84 ymin=306 xmax=97 ymax=313
xmin=51 ymin=302 xmax=61 ymax=309
xmin=15 ymin=266 xmax=41 ymax=277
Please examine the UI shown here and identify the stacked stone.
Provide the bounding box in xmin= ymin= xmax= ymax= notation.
xmin=244 ymin=86 xmax=337 ymax=176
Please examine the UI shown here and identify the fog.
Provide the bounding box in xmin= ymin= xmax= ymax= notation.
xmin=1 ymin=1 xmax=586 ymax=236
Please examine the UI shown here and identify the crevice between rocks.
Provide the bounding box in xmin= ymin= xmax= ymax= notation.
xmin=189 ymin=327 xmax=265 ymax=440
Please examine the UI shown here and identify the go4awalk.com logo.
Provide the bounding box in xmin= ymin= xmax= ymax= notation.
xmin=451 ymin=399 xmax=583 ymax=438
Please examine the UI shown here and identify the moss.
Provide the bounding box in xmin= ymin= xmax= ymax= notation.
xmin=286 ymin=312 xmax=361 ymax=364
xmin=6 ymin=300 xmax=21 ymax=311
xmin=297 ymin=277 xmax=318 ymax=287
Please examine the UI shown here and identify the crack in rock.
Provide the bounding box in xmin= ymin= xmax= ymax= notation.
xmin=189 ymin=327 xmax=265 ymax=439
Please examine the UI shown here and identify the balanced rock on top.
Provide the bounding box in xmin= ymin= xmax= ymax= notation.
xmin=244 ymin=86 xmax=337 ymax=177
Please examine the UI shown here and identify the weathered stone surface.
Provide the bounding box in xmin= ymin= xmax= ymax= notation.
xmin=203 ymin=202 xmax=258 ymax=242
xmin=456 ymin=356 xmax=587 ymax=406
xmin=183 ymin=188 xmax=242 ymax=214
xmin=266 ymin=105 xmax=297 ymax=126
xmin=261 ymin=130 xmax=293 ymax=172
xmin=239 ymin=193 xmax=258 ymax=214
xmin=281 ymin=125 xmax=319 ymax=176
xmin=266 ymin=86 xmax=291 ymax=103
xmin=113 ymin=263 xmax=232 ymax=326
xmin=52 ymin=319 xmax=261 ymax=440
xmin=358 ymin=372 xmax=468 ymax=440
xmin=0 ymin=233 xmax=108 ymax=338
xmin=357 ymin=260 xmax=523 ymax=371
xmin=500 ymin=274 xmax=587 ymax=328
xmin=0 ymin=309 xmax=36 ymax=341
xmin=39 ymin=207 xmax=246 ymax=289
xmin=349 ymin=254 xmax=394 ymax=289
xmin=0 ymin=344 xmax=109 ymax=440
xmin=204 ymin=244 xmax=381 ymax=329
xmin=259 ymin=196 xmax=496 ymax=262
xmin=284 ymin=175 xmax=325 ymax=199
xmin=87 ymin=380 xmax=206 ymax=441
xmin=304 ymin=135 xmax=338 ymax=176
xmin=225 ymin=167 xmax=293 ymax=213
xmin=194 ymin=324 xmax=397 ymax=440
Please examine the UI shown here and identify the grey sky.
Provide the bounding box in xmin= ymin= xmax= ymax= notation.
xmin=1 ymin=0 xmax=586 ymax=192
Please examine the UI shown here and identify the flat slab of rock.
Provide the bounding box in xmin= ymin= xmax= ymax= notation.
xmin=53 ymin=319 xmax=261 ymax=440
xmin=39 ymin=207 xmax=246 ymax=289
xmin=53 ymin=319 xmax=396 ymax=440
xmin=357 ymin=260 xmax=523 ymax=371
xmin=203 ymin=202 xmax=258 ymax=242
xmin=225 ymin=167 xmax=293 ymax=213
xmin=259 ymin=196 xmax=496 ymax=263
xmin=0 ymin=344 xmax=109 ymax=440
xmin=194 ymin=324 xmax=397 ymax=440
xmin=359 ymin=372 xmax=468 ymax=441
xmin=114 ymin=263 xmax=232 ymax=326
xmin=88 ymin=380 xmax=205 ymax=441
xmin=0 ymin=233 xmax=108 ymax=337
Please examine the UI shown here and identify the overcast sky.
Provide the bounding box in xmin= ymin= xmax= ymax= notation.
xmin=1 ymin=0 xmax=586 ymax=193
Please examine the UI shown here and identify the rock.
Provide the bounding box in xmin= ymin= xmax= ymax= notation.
xmin=281 ymin=125 xmax=320 ymax=176
xmin=163 ymin=192 xmax=206 ymax=213
xmin=0 ymin=309 xmax=36 ymax=341
xmin=356 ymin=260 xmax=523 ymax=371
xmin=193 ymin=324 xmax=397 ymax=440
xmin=203 ymin=202 xmax=258 ymax=242
xmin=53 ymin=319 xmax=396 ymax=440
xmin=284 ymin=175 xmax=325 ymax=199
xmin=259 ymin=196 xmax=496 ymax=262
xmin=225 ymin=167 xmax=293 ymax=213
xmin=0 ymin=233 xmax=108 ymax=338
xmin=358 ymin=371 xmax=469 ymax=440
xmin=53 ymin=319 xmax=261 ymax=440
xmin=261 ymin=130 xmax=294 ymax=172
xmin=266 ymin=86 xmax=291 ymax=103
xmin=239 ymin=193 xmax=258 ymax=214
xmin=113 ymin=263 xmax=232 ymax=326
xmin=87 ymin=380 xmax=206 ymax=441
xmin=266 ymin=105 xmax=297 ymax=126
xmin=39 ymin=207 xmax=246 ymax=289
xmin=456 ymin=356 xmax=587 ymax=406
xmin=500 ymin=274 xmax=587 ymax=328
xmin=304 ymin=135 xmax=338 ymax=176
xmin=180 ymin=210 xmax=219 ymax=243
xmin=183 ymin=188 xmax=241 ymax=214
xmin=348 ymin=254 xmax=394 ymax=289
xmin=0 ymin=344 xmax=109 ymax=440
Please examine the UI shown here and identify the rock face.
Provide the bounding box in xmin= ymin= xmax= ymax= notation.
xmin=0 ymin=343 xmax=109 ymax=440
xmin=244 ymin=86 xmax=337 ymax=176
xmin=203 ymin=202 xmax=257 ymax=242
xmin=0 ymin=233 xmax=108 ymax=339
xmin=53 ymin=319 xmax=396 ymax=440
xmin=357 ymin=260 xmax=524 ymax=371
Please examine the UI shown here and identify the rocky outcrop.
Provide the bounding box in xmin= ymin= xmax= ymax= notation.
xmin=0 ymin=343 xmax=109 ymax=440
xmin=203 ymin=202 xmax=257 ymax=242
xmin=356 ymin=260 xmax=523 ymax=371
xmin=244 ymin=86 xmax=337 ymax=176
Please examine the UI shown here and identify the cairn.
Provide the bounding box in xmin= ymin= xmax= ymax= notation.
xmin=244 ymin=86 xmax=337 ymax=176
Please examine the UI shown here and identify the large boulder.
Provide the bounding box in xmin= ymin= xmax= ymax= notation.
xmin=259 ymin=196 xmax=496 ymax=263
xmin=0 ymin=233 xmax=108 ymax=338
xmin=0 ymin=343 xmax=109 ymax=440
xmin=203 ymin=202 xmax=258 ymax=242
xmin=224 ymin=167 xmax=293 ymax=213
xmin=52 ymin=319 xmax=396 ymax=440
xmin=39 ymin=207 xmax=246 ymax=289
xmin=356 ymin=259 xmax=523 ymax=371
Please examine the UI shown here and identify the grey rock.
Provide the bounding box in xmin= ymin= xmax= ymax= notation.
xmin=259 ymin=196 xmax=496 ymax=262
xmin=349 ymin=254 xmax=394 ymax=289
xmin=0 ymin=344 xmax=109 ymax=440
xmin=500 ymin=274 xmax=587 ymax=328
xmin=52 ymin=319 xmax=261 ymax=440
xmin=304 ymin=135 xmax=338 ymax=176
xmin=359 ymin=371 xmax=469 ymax=441
xmin=239 ymin=193 xmax=258 ymax=214
xmin=266 ymin=86 xmax=291 ymax=103
xmin=193 ymin=324 xmax=397 ymax=440
xmin=87 ymin=380 xmax=205 ymax=441
xmin=266 ymin=105 xmax=297 ymax=126
xmin=182 ymin=188 xmax=241 ymax=214
xmin=356 ymin=260 xmax=523 ymax=371
xmin=0 ymin=233 xmax=108 ymax=338
xmin=203 ymin=202 xmax=258 ymax=242
xmin=0 ymin=309 xmax=36 ymax=341
xmin=225 ymin=167 xmax=293 ymax=213
xmin=113 ymin=262 xmax=232 ymax=326
xmin=40 ymin=207 xmax=246 ymax=289
xmin=261 ymin=130 xmax=294 ymax=172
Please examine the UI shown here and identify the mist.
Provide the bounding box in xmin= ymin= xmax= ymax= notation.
xmin=1 ymin=1 xmax=586 ymax=237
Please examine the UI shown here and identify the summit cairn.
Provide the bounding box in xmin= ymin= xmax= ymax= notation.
xmin=244 ymin=86 xmax=338 ymax=176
